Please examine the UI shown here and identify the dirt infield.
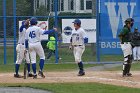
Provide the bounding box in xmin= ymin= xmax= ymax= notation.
xmin=1 ymin=71 xmax=140 ymax=88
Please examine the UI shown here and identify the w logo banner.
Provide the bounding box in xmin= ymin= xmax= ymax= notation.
xmin=105 ymin=2 xmax=136 ymax=38
xmin=100 ymin=0 xmax=139 ymax=54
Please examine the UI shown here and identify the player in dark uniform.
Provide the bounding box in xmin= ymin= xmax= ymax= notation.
xmin=132 ymin=27 xmax=140 ymax=61
xmin=118 ymin=18 xmax=134 ymax=77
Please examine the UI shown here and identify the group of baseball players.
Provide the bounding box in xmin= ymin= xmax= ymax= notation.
xmin=14 ymin=17 xmax=57 ymax=79
xmin=119 ymin=18 xmax=140 ymax=77
xmin=14 ymin=18 xmax=87 ymax=79
xmin=15 ymin=17 xmax=138 ymax=79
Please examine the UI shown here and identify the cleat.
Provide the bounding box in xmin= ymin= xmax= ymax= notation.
xmin=28 ymin=73 xmax=33 ymax=77
xmin=122 ymin=73 xmax=132 ymax=77
xmin=38 ymin=71 xmax=45 ymax=78
xmin=33 ymin=74 xmax=37 ymax=79
xmin=14 ymin=74 xmax=23 ymax=78
xmin=78 ymin=71 xmax=85 ymax=76
xmin=122 ymin=74 xmax=126 ymax=77
xmin=126 ymin=73 xmax=132 ymax=77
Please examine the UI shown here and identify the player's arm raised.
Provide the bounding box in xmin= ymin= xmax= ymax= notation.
xmin=20 ymin=19 xmax=30 ymax=32
xmin=42 ymin=28 xmax=57 ymax=34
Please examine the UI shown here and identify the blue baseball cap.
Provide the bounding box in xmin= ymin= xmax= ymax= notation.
xmin=30 ymin=17 xmax=38 ymax=25
xmin=72 ymin=19 xmax=81 ymax=25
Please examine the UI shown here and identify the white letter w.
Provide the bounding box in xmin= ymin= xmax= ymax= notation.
xmin=105 ymin=2 xmax=136 ymax=38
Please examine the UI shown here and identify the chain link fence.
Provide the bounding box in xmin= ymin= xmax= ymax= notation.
xmin=0 ymin=0 xmax=123 ymax=65
xmin=47 ymin=0 xmax=97 ymax=63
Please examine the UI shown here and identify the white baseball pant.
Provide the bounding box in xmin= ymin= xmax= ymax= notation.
xmin=120 ymin=42 xmax=132 ymax=61
xmin=16 ymin=44 xmax=30 ymax=64
xmin=133 ymin=46 xmax=140 ymax=60
xmin=29 ymin=42 xmax=45 ymax=64
xmin=73 ymin=45 xmax=85 ymax=63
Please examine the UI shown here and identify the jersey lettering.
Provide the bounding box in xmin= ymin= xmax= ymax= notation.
xmin=76 ymin=36 xmax=79 ymax=41
xmin=29 ymin=31 xmax=36 ymax=38
xmin=72 ymin=33 xmax=80 ymax=41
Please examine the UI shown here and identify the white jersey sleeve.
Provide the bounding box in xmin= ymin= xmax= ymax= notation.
xmin=81 ymin=28 xmax=87 ymax=38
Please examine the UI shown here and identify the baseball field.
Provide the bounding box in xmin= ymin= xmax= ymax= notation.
xmin=0 ymin=47 xmax=140 ymax=93
xmin=0 ymin=63 xmax=140 ymax=93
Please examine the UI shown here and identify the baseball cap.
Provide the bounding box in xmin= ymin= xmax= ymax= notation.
xmin=72 ymin=19 xmax=81 ymax=24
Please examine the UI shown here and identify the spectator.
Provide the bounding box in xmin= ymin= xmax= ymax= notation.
xmin=46 ymin=36 xmax=60 ymax=60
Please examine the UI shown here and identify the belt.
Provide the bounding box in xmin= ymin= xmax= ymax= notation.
xmin=18 ymin=43 xmax=24 ymax=45
xmin=73 ymin=45 xmax=82 ymax=47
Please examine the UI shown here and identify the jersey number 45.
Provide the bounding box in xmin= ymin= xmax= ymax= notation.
xmin=29 ymin=31 xmax=36 ymax=38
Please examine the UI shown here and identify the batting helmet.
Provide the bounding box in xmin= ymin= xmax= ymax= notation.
xmin=72 ymin=19 xmax=81 ymax=25
xmin=30 ymin=17 xmax=38 ymax=25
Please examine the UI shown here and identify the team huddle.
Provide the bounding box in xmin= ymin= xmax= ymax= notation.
xmin=14 ymin=17 xmax=57 ymax=79
xmin=14 ymin=18 xmax=88 ymax=79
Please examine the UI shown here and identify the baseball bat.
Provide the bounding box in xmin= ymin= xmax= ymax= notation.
xmin=47 ymin=12 xmax=51 ymax=29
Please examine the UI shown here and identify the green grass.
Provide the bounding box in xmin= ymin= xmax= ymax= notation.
xmin=0 ymin=46 xmax=124 ymax=64
xmin=100 ymin=55 xmax=123 ymax=62
xmin=0 ymin=47 xmax=140 ymax=93
xmin=107 ymin=62 xmax=140 ymax=71
xmin=0 ymin=83 xmax=140 ymax=93
xmin=58 ymin=46 xmax=123 ymax=62
xmin=0 ymin=63 xmax=96 ymax=73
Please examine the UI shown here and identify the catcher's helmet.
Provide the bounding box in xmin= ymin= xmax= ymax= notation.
xmin=72 ymin=19 xmax=81 ymax=25
xmin=30 ymin=17 xmax=38 ymax=25
xmin=125 ymin=18 xmax=134 ymax=24
xmin=125 ymin=18 xmax=134 ymax=27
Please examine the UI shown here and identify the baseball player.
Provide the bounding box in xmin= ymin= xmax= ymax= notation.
xmin=118 ymin=18 xmax=134 ymax=77
xmin=14 ymin=19 xmax=32 ymax=78
xmin=132 ymin=27 xmax=140 ymax=61
xmin=25 ymin=17 xmax=57 ymax=79
xmin=69 ymin=19 xmax=88 ymax=76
